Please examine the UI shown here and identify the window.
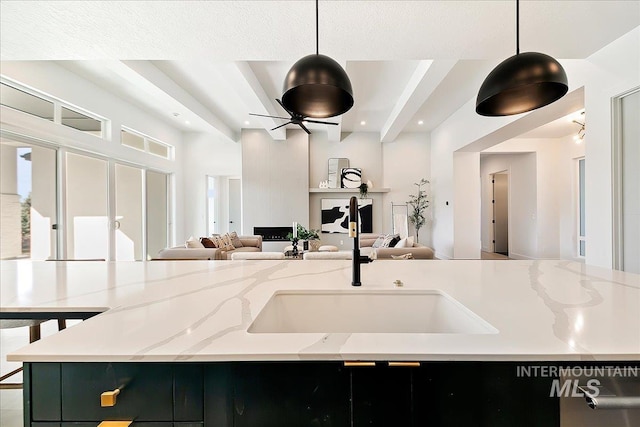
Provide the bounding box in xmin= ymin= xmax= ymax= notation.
xmin=121 ymin=128 xmax=173 ymax=160
xmin=1 ymin=81 xmax=105 ymax=138
xmin=1 ymin=82 xmax=54 ymax=121
xmin=577 ymin=158 xmax=586 ymax=258
xmin=61 ymin=106 xmax=103 ymax=136
xmin=121 ymin=129 xmax=145 ymax=151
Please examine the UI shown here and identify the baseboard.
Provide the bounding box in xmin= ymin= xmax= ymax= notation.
xmin=508 ymin=252 xmax=535 ymax=260
xmin=434 ymin=251 xmax=452 ymax=260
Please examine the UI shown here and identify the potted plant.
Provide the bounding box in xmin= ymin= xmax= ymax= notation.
xmin=358 ymin=183 xmax=368 ymax=199
xmin=287 ymin=224 xmax=321 ymax=251
xmin=407 ymin=178 xmax=429 ymax=243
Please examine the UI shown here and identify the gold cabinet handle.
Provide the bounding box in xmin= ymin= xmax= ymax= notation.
xmin=98 ymin=422 xmax=132 ymax=427
xmin=388 ymin=362 xmax=421 ymax=367
xmin=100 ymin=388 xmax=121 ymax=407
xmin=344 ymin=361 xmax=376 ymax=367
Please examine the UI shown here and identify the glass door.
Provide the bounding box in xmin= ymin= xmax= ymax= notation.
xmin=115 ymin=163 xmax=144 ymax=261
xmin=146 ymin=170 xmax=169 ymax=260
xmin=65 ymin=152 xmax=109 ymax=260
xmin=0 ymin=138 xmax=58 ymax=260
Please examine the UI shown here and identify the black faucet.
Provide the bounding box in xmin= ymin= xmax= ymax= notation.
xmin=349 ymin=196 xmax=373 ymax=286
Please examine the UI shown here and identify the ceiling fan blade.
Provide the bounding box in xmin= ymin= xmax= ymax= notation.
xmin=271 ymin=121 xmax=293 ymax=131
xmin=298 ymin=122 xmax=311 ymax=134
xmin=276 ymin=98 xmax=294 ymax=115
xmin=303 ymin=119 xmax=339 ymax=125
xmin=249 ymin=113 xmax=291 ymax=120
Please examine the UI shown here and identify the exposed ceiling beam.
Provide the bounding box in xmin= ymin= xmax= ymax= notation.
xmin=120 ymin=60 xmax=237 ymax=142
xmin=380 ymin=60 xmax=457 ymax=143
xmin=230 ymin=62 xmax=286 ymax=141
xmin=326 ymin=60 xmax=347 ymax=143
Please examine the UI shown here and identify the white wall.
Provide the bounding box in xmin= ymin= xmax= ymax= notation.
xmin=480 ymin=153 xmax=538 ymax=259
xmin=242 ymin=128 xmax=309 ymax=251
xmin=308 ymin=131 xmax=430 ymax=249
xmin=181 ymin=132 xmax=241 ymax=239
xmin=582 ymin=27 xmax=640 ymax=268
xmin=453 ymin=151 xmax=481 ymax=258
xmin=0 ymin=60 xmax=186 ymax=241
xmin=482 ymin=136 xmax=586 ymax=260
xmin=430 ymin=26 xmax=639 ymax=264
xmin=382 ymin=132 xmax=431 ymax=245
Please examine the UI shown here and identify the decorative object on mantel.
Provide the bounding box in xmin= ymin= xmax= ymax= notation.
xmin=328 ymin=158 xmax=349 ymax=188
xmin=281 ymin=0 xmax=354 ymax=118
xmin=367 ymin=179 xmax=373 ymax=188
xmin=407 ymin=178 xmax=429 ymax=243
xmin=476 ymin=0 xmax=568 ymax=116
xmin=341 ymin=168 xmax=362 ymax=189
xmin=287 ymin=223 xmax=321 ymax=252
xmin=358 ymin=183 xmax=368 ymax=199
xmin=319 ymin=180 xmax=329 ymax=188
xmin=321 ymin=198 xmax=372 ymax=234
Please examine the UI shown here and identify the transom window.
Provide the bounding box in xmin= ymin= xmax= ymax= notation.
xmin=121 ymin=128 xmax=173 ymax=160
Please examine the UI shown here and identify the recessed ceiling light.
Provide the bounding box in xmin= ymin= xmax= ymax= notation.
xmin=244 ymin=120 xmax=250 ymax=126
xmin=360 ymin=121 xmax=366 ymax=126
xmin=185 ymin=120 xmax=190 ymax=125
xmin=418 ymin=120 xmax=424 ymax=125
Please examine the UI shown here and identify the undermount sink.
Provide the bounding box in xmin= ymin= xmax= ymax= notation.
xmin=248 ymin=290 xmax=497 ymax=334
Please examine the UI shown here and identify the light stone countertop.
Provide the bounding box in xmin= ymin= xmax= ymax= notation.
xmin=2 ymin=259 xmax=639 ymax=362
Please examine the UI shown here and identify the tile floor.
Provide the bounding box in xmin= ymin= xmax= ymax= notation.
xmin=1 ymin=320 xmax=81 ymax=426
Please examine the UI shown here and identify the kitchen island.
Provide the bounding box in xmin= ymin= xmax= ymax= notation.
xmin=2 ymin=259 xmax=639 ymax=425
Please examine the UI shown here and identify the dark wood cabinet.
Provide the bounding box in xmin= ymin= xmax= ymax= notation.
xmin=349 ymin=364 xmax=413 ymax=426
xmin=231 ymin=362 xmax=350 ymax=427
xmin=25 ymin=361 xmax=565 ymax=426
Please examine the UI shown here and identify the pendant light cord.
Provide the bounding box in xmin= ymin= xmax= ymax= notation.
xmin=516 ymin=0 xmax=520 ymax=55
xmin=316 ymin=0 xmax=319 ymax=55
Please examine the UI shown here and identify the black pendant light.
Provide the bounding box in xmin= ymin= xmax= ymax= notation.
xmin=281 ymin=0 xmax=353 ymax=118
xmin=476 ymin=0 xmax=568 ymax=116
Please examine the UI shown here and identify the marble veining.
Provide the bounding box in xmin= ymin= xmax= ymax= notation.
xmin=2 ymin=259 xmax=639 ymax=362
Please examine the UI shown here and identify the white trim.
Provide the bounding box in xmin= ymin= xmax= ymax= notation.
xmin=121 ymin=126 xmax=174 ymax=160
xmin=434 ymin=251 xmax=452 ymax=260
xmin=1 ymin=78 xmax=107 ymax=139
xmin=611 ymin=86 xmax=640 ymax=271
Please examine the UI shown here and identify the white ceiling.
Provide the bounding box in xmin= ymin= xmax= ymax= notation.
xmin=1 ymin=1 xmax=638 ymax=141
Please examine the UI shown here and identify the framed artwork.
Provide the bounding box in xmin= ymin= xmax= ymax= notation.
xmin=328 ymin=158 xmax=349 ymax=188
xmin=341 ymin=168 xmax=362 ymax=188
xmin=321 ymin=198 xmax=373 ymax=234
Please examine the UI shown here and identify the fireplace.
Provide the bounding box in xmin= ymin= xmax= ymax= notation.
xmin=253 ymin=226 xmax=293 ymax=242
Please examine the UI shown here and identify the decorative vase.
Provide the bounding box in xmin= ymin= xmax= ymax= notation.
xmin=309 ymin=239 xmax=321 ymax=252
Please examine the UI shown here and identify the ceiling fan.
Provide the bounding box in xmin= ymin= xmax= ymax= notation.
xmin=249 ymin=99 xmax=338 ymax=135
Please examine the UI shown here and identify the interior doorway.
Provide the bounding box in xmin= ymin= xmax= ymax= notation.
xmin=228 ymin=178 xmax=242 ymax=234
xmin=492 ymin=172 xmax=509 ymax=256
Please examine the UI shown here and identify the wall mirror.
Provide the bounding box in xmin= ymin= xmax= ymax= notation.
xmin=328 ymin=158 xmax=349 ymax=188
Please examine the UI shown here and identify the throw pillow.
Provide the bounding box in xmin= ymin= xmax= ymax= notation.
xmin=200 ymin=237 xmax=216 ymax=248
xmin=185 ymin=236 xmax=204 ymax=249
xmin=229 ymin=231 xmax=244 ymax=248
xmin=372 ymin=234 xmax=397 ymax=248
xmin=214 ymin=233 xmax=235 ymax=251
xmin=371 ymin=235 xmax=387 ymax=248
xmin=406 ymin=236 xmax=415 ymax=247
xmin=389 ymin=235 xmax=401 ymax=247
xmin=395 ymin=237 xmax=408 ymax=248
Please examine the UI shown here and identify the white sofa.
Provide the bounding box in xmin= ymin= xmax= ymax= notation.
xmin=156 ymin=235 xmax=262 ymax=260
